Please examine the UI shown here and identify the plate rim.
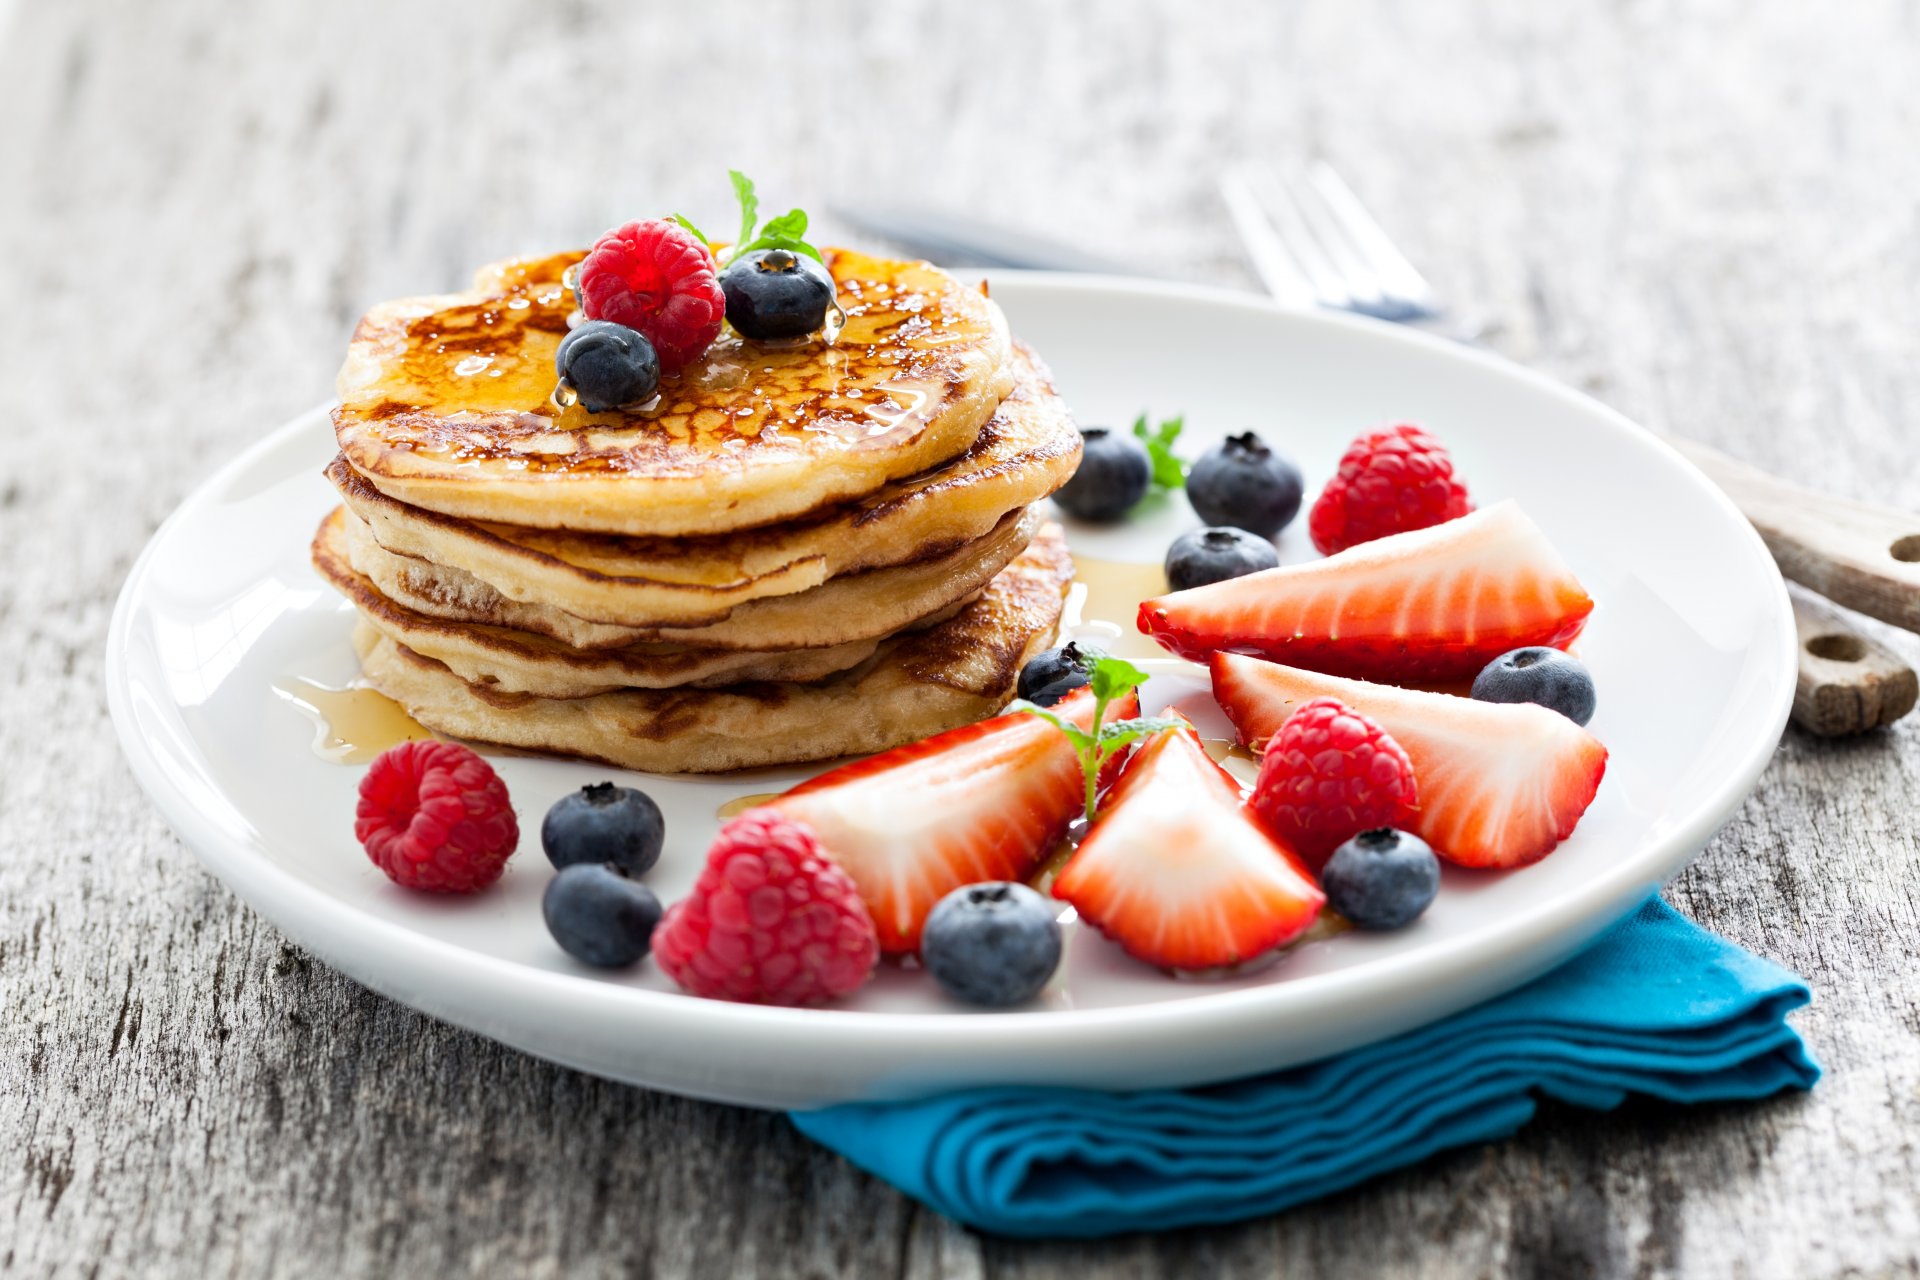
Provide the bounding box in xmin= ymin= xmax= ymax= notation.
xmin=107 ymin=272 xmax=1796 ymax=1091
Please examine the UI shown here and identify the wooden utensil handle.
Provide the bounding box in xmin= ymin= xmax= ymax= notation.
xmin=1671 ymin=436 xmax=1920 ymax=634
xmin=1788 ymin=588 xmax=1917 ymax=735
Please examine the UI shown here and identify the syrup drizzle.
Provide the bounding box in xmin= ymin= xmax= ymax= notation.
xmin=273 ymin=678 xmax=433 ymax=764
xmin=715 ymin=791 xmax=783 ymax=819
xmin=1061 ymin=554 xmax=1199 ymax=673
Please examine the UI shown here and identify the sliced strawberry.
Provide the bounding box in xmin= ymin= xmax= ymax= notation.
xmin=1138 ymin=501 xmax=1594 ymax=682
xmin=1052 ymin=717 xmax=1324 ymax=971
xmin=766 ymin=686 xmax=1139 ymax=954
xmin=1212 ymin=652 xmax=1607 ymax=868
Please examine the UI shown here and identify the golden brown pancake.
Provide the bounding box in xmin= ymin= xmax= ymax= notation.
xmin=334 ymin=503 xmax=1042 ymax=653
xmin=311 ymin=509 xmax=963 ymax=697
xmin=333 ymin=249 xmax=1014 ymax=536
xmin=353 ymin=525 xmax=1074 ymax=774
xmin=329 ymin=343 xmax=1079 ymax=628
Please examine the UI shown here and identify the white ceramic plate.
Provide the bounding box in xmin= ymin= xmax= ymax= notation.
xmin=107 ymin=274 xmax=1794 ymax=1109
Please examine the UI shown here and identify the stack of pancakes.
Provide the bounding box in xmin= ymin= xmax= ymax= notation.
xmin=313 ymin=249 xmax=1082 ymax=772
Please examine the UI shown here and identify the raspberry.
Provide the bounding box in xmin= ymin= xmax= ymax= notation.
xmin=576 ymin=219 xmax=725 ymax=374
xmin=1248 ymin=697 xmax=1417 ymax=870
xmin=1307 ymin=423 xmax=1473 ymax=555
xmin=653 ymin=810 xmax=879 ymax=1006
xmin=354 ymin=740 xmax=518 ymax=893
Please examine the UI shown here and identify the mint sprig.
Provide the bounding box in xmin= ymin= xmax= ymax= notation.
xmin=712 ymin=170 xmax=823 ymax=264
xmin=1132 ymin=413 xmax=1187 ymax=490
xmin=1019 ymin=649 xmax=1180 ymax=823
xmin=669 ymin=172 xmax=824 ymax=264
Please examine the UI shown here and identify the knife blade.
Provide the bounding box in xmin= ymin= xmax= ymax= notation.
xmin=829 ymin=206 xmax=1158 ymax=277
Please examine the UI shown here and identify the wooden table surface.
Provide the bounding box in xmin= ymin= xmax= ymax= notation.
xmin=6 ymin=1 xmax=1919 ymax=1275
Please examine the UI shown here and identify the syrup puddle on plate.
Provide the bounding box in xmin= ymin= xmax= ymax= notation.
xmin=715 ymin=791 xmax=783 ymax=819
xmin=273 ymin=678 xmax=434 ymax=764
xmin=1063 ymin=554 xmax=1202 ymax=676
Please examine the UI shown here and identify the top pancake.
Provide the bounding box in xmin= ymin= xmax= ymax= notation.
xmin=333 ymin=248 xmax=1014 ymax=536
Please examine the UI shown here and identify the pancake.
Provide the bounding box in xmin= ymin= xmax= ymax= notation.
xmin=333 ymin=248 xmax=1014 ymax=537
xmin=353 ymin=525 xmax=1074 ymax=774
xmin=312 ymin=508 xmax=964 ymax=696
xmin=329 ymin=343 xmax=1079 ymax=628
xmin=337 ymin=502 xmax=1043 ymax=652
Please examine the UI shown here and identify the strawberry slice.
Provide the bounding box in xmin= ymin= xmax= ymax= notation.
xmin=1212 ymin=652 xmax=1607 ymax=868
xmin=765 ymin=686 xmax=1139 ymax=954
xmin=1138 ymin=501 xmax=1594 ymax=682
xmin=1052 ymin=717 xmax=1324 ymax=971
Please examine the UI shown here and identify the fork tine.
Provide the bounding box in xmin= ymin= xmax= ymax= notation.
xmin=1234 ymin=165 xmax=1355 ymax=311
xmin=1278 ymin=168 xmax=1392 ymax=312
xmin=1305 ymin=162 xmax=1437 ymax=314
xmin=1217 ymin=169 xmax=1319 ymax=309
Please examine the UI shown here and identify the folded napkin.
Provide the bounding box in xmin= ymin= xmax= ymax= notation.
xmin=791 ymin=897 xmax=1817 ymax=1238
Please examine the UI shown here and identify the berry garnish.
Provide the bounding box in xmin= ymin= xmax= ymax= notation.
xmin=1248 ymin=696 xmax=1417 ymax=869
xmin=1016 ymin=641 xmax=1096 ymax=707
xmin=540 ymin=781 xmax=665 ymax=876
xmin=1164 ymin=526 xmax=1280 ymax=592
xmin=554 ymin=321 xmax=660 ymax=412
xmin=1472 ymin=647 xmax=1598 ymax=726
xmin=1052 ymin=716 xmax=1324 ymax=972
xmin=767 ymin=686 xmax=1134 ymax=954
xmin=354 ymin=740 xmax=518 ymax=893
xmin=1186 ymin=431 xmax=1304 ymax=539
xmin=720 ymin=248 xmax=837 ymax=340
xmin=1139 ymin=502 xmax=1593 ymax=682
xmin=1308 ymin=423 xmax=1473 ymax=555
xmin=1021 ymin=653 xmax=1177 ymax=823
xmin=543 ymin=864 xmax=664 ymax=968
xmin=576 ymin=218 xmax=725 ymax=374
xmin=653 ymin=809 xmax=878 ymax=1004
xmin=1320 ymin=829 xmax=1440 ymax=931
xmin=1054 ymin=426 xmax=1152 ymax=522
xmin=921 ymin=882 xmax=1063 ymax=1007
xmin=1212 ymin=652 xmax=1608 ymax=868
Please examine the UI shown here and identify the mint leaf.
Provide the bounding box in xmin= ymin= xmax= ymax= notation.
xmin=716 ymin=177 xmax=825 ymax=264
xmin=735 ymin=207 xmax=825 ymax=263
xmin=1132 ymin=413 xmax=1186 ymax=490
xmin=1015 ymin=703 xmax=1095 ymax=754
xmin=729 ymin=169 xmax=759 ymax=251
xmin=670 ymin=213 xmax=710 ymax=246
xmin=1094 ymin=715 xmax=1184 ymax=748
xmin=1088 ymin=655 xmax=1152 ymax=704
xmin=1020 ymin=655 xmax=1175 ymax=823
xmin=761 ymin=208 xmax=808 ymax=240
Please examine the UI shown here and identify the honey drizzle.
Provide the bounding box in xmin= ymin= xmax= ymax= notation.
xmin=273 ymin=678 xmax=434 ymax=764
xmin=715 ymin=791 xmax=783 ymax=819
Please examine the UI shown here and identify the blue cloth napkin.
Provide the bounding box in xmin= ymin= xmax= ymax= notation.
xmin=791 ymin=897 xmax=1817 ymax=1238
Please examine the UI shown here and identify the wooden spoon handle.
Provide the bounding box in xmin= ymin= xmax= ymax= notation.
xmin=1671 ymin=436 xmax=1920 ymax=634
xmin=1788 ymin=588 xmax=1918 ymax=735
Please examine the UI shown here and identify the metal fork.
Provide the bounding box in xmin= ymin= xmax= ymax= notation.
xmin=1218 ymin=162 xmax=1462 ymax=332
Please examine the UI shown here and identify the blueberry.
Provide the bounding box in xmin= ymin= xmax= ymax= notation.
xmin=542 ymin=864 xmax=663 ymax=968
xmin=1471 ymin=647 xmax=1596 ymax=726
xmin=921 ymin=882 xmax=1062 ymax=1007
xmin=541 ymin=781 xmax=665 ymax=876
xmin=1164 ymin=526 xmax=1280 ymax=592
xmin=1017 ymin=641 xmax=1095 ymax=707
xmin=555 ymin=320 xmax=661 ymax=412
xmin=1185 ymin=432 xmax=1304 ymax=538
xmin=1054 ymin=427 xmax=1152 ymax=522
xmin=1321 ymin=829 xmax=1440 ymax=930
xmin=720 ymin=248 xmax=836 ymax=340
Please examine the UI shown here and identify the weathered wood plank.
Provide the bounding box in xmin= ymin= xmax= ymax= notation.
xmin=4 ymin=0 xmax=1920 ymax=1276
